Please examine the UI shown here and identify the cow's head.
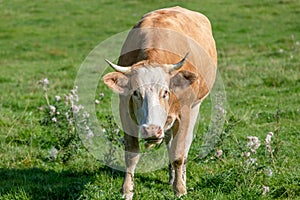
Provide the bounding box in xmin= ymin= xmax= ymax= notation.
xmin=102 ymin=53 xmax=198 ymax=148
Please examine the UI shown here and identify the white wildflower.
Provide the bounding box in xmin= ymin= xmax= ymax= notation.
xmin=43 ymin=78 xmax=49 ymax=85
xmin=215 ymin=105 xmax=226 ymax=115
xmin=87 ymin=129 xmax=94 ymax=138
xmin=262 ymin=185 xmax=270 ymax=195
xmin=48 ymin=146 xmax=58 ymax=160
xmin=71 ymin=86 xmax=78 ymax=95
xmin=247 ymin=136 xmax=261 ymax=154
xmin=265 ymin=132 xmax=273 ymax=153
xmin=71 ymin=104 xmax=84 ymax=113
xmin=99 ymin=92 xmax=104 ymax=98
xmin=265 ymin=132 xmax=273 ymax=144
xmin=38 ymin=78 xmax=49 ymax=91
xmin=55 ymin=95 xmax=61 ymax=102
xmin=265 ymin=167 xmax=273 ymax=177
xmin=95 ymin=99 xmax=100 ymax=104
xmin=245 ymin=158 xmax=257 ymax=165
xmin=215 ymin=149 xmax=223 ymax=158
xmin=244 ymin=152 xmax=251 ymax=157
xmin=65 ymin=112 xmax=69 ymax=120
xmin=68 ymin=118 xmax=73 ymax=125
xmin=83 ymin=111 xmax=90 ymax=118
xmin=52 ymin=117 xmax=57 ymax=123
xmin=65 ymin=112 xmax=73 ymax=125
xmin=266 ymin=145 xmax=272 ymax=153
xmin=64 ymin=94 xmax=72 ymax=103
xmin=73 ymin=94 xmax=79 ymax=102
xmin=49 ymin=105 xmax=56 ymax=116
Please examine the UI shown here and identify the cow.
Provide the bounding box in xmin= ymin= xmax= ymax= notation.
xmin=102 ymin=6 xmax=217 ymax=199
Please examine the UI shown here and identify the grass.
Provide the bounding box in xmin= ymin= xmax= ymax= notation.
xmin=0 ymin=0 xmax=299 ymax=199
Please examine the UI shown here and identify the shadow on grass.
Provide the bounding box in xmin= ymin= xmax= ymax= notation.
xmin=0 ymin=166 xmax=124 ymax=199
xmin=136 ymin=173 xmax=167 ymax=187
xmin=0 ymin=167 xmax=92 ymax=199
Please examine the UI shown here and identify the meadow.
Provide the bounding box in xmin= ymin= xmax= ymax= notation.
xmin=0 ymin=0 xmax=299 ymax=199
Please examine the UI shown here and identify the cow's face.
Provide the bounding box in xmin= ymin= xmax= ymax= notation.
xmin=103 ymin=54 xmax=197 ymax=147
xmin=129 ymin=67 xmax=170 ymax=144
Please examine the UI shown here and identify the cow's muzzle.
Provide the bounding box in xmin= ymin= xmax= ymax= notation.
xmin=141 ymin=124 xmax=164 ymax=149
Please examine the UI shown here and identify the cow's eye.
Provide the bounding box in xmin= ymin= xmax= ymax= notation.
xmin=162 ymin=90 xmax=169 ymax=99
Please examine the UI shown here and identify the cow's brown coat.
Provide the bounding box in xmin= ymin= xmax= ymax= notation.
xmin=103 ymin=6 xmax=217 ymax=199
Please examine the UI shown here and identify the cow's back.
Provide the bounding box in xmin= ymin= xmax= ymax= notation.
xmin=140 ymin=6 xmax=217 ymax=65
xmin=118 ymin=6 xmax=217 ymax=99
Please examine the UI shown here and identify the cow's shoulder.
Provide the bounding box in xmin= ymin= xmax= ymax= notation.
xmin=137 ymin=6 xmax=211 ymax=30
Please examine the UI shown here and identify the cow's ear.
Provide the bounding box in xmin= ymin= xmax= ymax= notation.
xmin=102 ymin=72 xmax=129 ymax=94
xmin=170 ymin=70 xmax=198 ymax=90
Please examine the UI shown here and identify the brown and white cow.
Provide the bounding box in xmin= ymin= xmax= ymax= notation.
xmin=103 ymin=6 xmax=217 ymax=199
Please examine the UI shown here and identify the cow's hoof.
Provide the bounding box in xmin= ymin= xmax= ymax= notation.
xmin=173 ymin=182 xmax=187 ymax=197
xmin=122 ymin=192 xmax=134 ymax=200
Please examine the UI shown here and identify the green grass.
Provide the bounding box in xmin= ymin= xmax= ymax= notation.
xmin=1 ymin=0 xmax=299 ymax=199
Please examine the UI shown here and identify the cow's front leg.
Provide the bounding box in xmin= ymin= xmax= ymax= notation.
xmin=122 ymin=133 xmax=139 ymax=200
xmin=172 ymin=157 xmax=186 ymax=196
xmin=170 ymin=106 xmax=190 ymax=197
xmin=168 ymin=158 xmax=187 ymax=187
xmin=165 ymin=128 xmax=175 ymax=185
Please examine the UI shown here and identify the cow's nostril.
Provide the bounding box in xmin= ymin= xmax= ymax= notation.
xmin=156 ymin=127 xmax=162 ymax=137
xmin=146 ymin=124 xmax=159 ymax=131
xmin=142 ymin=124 xmax=162 ymax=138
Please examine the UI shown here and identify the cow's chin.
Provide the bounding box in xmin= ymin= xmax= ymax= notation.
xmin=144 ymin=138 xmax=164 ymax=149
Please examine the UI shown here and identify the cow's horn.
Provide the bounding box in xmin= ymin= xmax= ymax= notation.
xmin=168 ymin=52 xmax=190 ymax=72
xmin=105 ymin=59 xmax=131 ymax=73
